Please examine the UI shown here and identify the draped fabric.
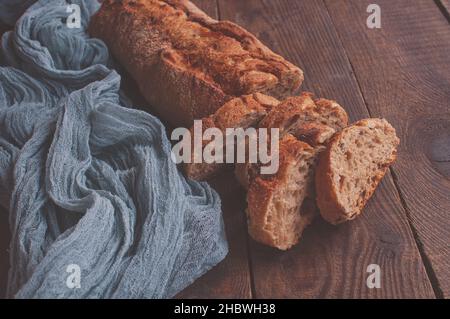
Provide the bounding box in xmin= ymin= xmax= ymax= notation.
xmin=0 ymin=0 xmax=228 ymax=298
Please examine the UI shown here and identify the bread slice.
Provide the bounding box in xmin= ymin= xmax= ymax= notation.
xmin=234 ymin=122 xmax=334 ymax=191
xmin=315 ymin=118 xmax=400 ymax=224
xmin=293 ymin=122 xmax=336 ymax=149
xmin=184 ymin=93 xmax=279 ymax=180
xmin=234 ymin=159 xmax=259 ymax=191
xmin=246 ymin=135 xmax=318 ymax=250
xmin=258 ymin=92 xmax=349 ymax=137
xmin=90 ymin=0 xmax=303 ymax=127
xmin=235 ymin=93 xmax=347 ymax=190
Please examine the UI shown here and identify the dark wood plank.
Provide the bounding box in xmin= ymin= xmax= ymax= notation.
xmin=176 ymin=0 xmax=253 ymax=298
xmin=438 ymin=0 xmax=450 ymax=17
xmin=0 ymin=23 xmax=8 ymax=38
xmin=324 ymin=0 xmax=450 ymax=298
xmin=192 ymin=0 xmax=219 ymax=18
xmin=218 ymin=0 xmax=435 ymax=298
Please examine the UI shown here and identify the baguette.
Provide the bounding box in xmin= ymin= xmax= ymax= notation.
xmin=235 ymin=122 xmax=336 ymax=190
xmin=258 ymin=92 xmax=349 ymax=136
xmin=247 ymin=135 xmax=317 ymax=250
xmin=90 ymin=0 xmax=303 ymax=127
xmin=236 ymin=93 xmax=348 ymax=190
xmin=184 ymin=93 xmax=279 ymax=180
xmin=315 ymin=118 xmax=400 ymax=224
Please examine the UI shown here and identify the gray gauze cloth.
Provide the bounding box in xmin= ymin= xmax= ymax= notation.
xmin=0 ymin=0 xmax=228 ymax=298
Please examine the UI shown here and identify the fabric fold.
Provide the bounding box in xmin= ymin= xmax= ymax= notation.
xmin=0 ymin=0 xmax=228 ymax=299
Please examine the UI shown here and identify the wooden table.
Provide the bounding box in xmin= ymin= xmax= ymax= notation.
xmin=1 ymin=0 xmax=449 ymax=299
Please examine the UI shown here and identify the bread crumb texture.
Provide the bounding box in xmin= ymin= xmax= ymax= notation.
xmin=316 ymin=118 xmax=400 ymax=225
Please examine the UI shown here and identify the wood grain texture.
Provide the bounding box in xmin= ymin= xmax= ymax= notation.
xmin=0 ymin=23 xmax=8 ymax=38
xmin=218 ymin=0 xmax=435 ymax=298
xmin=324 ymin=0 xmax=450 ymax=298
xmin=437 ymin=0 xmax=450 ymax=17
xmin=175 ymin=0 xmax=252 ymax=298
xmin=1 ymin=0 xmax=448 ymax=300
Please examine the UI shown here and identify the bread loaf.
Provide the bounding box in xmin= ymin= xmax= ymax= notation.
xmin=315 ymin=118 xmax=400 ymax=224
xmin=90 ymin=0 xmax=303 ymax=127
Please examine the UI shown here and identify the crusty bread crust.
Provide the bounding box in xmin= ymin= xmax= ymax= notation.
xmin=247 ymin=135 xmax=317 ymax=250
xmin=315 ymin=145 xmax=345 ymax=224
xmin=315 ymin=118 xmax=400 ymax=224
xmin=90 ymin=0 xmax=303 ymax=127
xmin=234 ymin=161 xmax=258 ymax=191
xmin=293 ymin=122 xmax=336 ymax=148
xmin=234 ymin=122 xmax=334 ymax=191
xmin=184 ymin=93 xmax=279 ymax=180
xmin=258 ymin=92 xmax=349 ymax=135
xmin=236 ymin=93 xmax=347 ymax=190
xmin=213 ymin=93 xmax=280 ymax=131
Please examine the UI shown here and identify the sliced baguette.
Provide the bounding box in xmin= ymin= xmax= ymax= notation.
xmin=258 ymin=92 xmax=349 ymax=137
xmin=315 ymin=118 xmax=400 ymax=224
xmin=184 ymin=93 xmax=279 ymax=180
xmin=246 ymin=134 xmax=317 ymax=250
xmin=90 ymin=0 xmax=303 ymax=127
xmin=234 ymin=122 xmax=335 ymax=191
xmin=235 ymin=93 xmax=348 ymax=190
xmin=293 ymin=122 xmax=336 ymax=149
